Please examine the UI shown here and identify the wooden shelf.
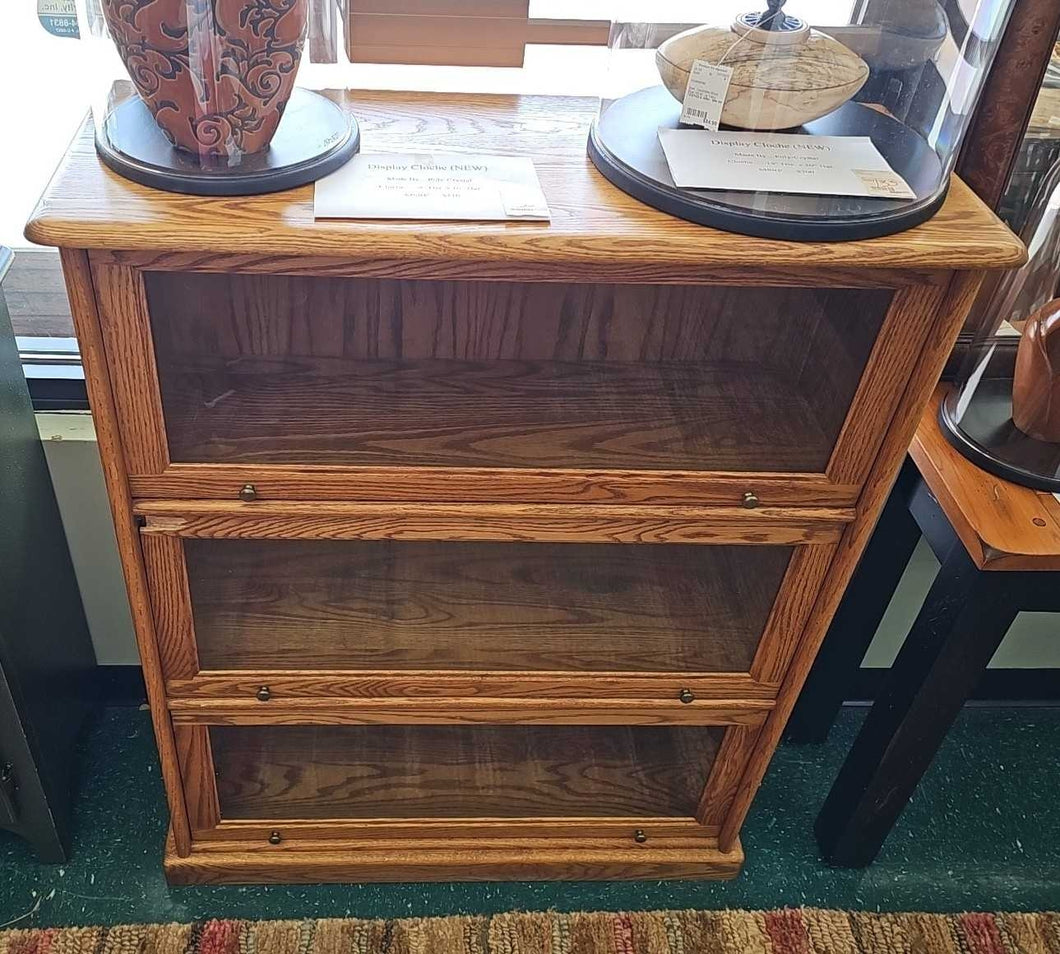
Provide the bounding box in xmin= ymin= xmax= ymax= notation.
xmin=160 ymin=355 xmax=837 ymax=472
xmin=210 ymin=724 xmax=725 ymax=819
xmin=185 ymin=538 xmax=792 ymax=673
xmin=26 ymin=93 xmax=1026 ymax=277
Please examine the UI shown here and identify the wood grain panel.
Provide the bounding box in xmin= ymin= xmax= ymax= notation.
xmin=169 ymin=697 xmax=771 ymax=726
xmin=158 ymin=356 xmax=842 ymax=473
xmin=91 ymin=263 xmax=169 ymax=474
xmin=750 ymin=545 xmax=837 ymax=686
xmin=911 ymin=388 xmax=1060 ymax=571
xmin=792 ymin=287 xmax=893 ymax=462
xmin=825 ymin=283 xmax=946 ymax=485
xmin=135 ymin=501 xmax=852 ymax=545
xmin=347 ymin=0 xmax=527 ymax=14
xmin=345 ymin=0 xmax=531 ymax=67
xmin=96 ymin=248 xmax=939 ymax=288
xmin=175 ymin=725 xmax=220 ymax=832
xmin=209 ymin=724 xmax=725 ymax=819
xmin=719 ymin=270 xmax=987 ymax=853
xmin=167 ymin=672 xmax=775 ymax=702
xmin=145 ymin=274 xmax=832 ymax=364
xmin=201 ymin=817 xmax=721 ymax=842
xmin=955 ymin=0 xmax=1060 ymax=211
xmin=164 ymin=834 xmax=743 ymax=883
xmin=141 ymin=533 xmax=198 ymax=679
xmin=695 ymin=725 xmax=762 ymax=828
xmin=26 ymin=94 xmax=1025 ymax=276
xmin=145 ymin=274 xmax=890 ymax=475
xmin=57 ymin=249 xmax=193 ymax=857
xmin=182 ymin=538 xmax=792 ymax=673
xmin=129 ymin=466 xmax=854 ymax=507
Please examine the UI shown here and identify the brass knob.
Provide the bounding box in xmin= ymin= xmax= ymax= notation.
xmin=633 ymin=829 xmax=647 ymax=844
xmin=238 ymin=483 xmax=258 ymax=502
xmin=678 ymin=688 xmax=695 ymax=704
xmin=268 ymin=831 xmax=282 ymax=845
xmin=742 ymin=491 xmax=760 ymax=509
xmin=256 ymin=685 xmax=271 ymax=702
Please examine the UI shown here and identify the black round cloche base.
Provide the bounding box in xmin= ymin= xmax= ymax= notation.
xmin=939 ymin=382 xmax=1060 ymax=493
xmin=95 ymin=88 xmax=359 ymax=196
xmin=587 ymin=86 xmax=948 ymax=242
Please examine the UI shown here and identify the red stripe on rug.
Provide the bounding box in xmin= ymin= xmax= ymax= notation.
xmin=611 ymin=914 xmax=635 ymax=954
xmin=198 ymin=920 xmax=242 ymax=954
xmin=38 ymin=929 xmax=58 ymax=954
xmin=15 ymin=928 xmax=58 ymax=954
xmin=959 ymin=914 xmax=1004 ymax=954
xmin=764 ymin=910 xmax=809 ymax=954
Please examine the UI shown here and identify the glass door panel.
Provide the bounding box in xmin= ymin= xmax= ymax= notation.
xmin=145 ymin=272 xmax=892 ymax=474
xmin=210 ymin=724 xmax=725 ymax=819
xmin=185 ymin=538 xmax=793 ymax=673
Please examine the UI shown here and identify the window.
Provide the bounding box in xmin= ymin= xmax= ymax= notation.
xmin=0 ymin=4 xmax=88 ymax=339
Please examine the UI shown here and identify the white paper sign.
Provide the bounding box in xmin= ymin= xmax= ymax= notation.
xmin=657 ymin=130 xmax=916 ymax=200
xmin=680 ymin=59 xmax=733 ymax=131
xmin=314 ymin=153 xmax=550 ymax=221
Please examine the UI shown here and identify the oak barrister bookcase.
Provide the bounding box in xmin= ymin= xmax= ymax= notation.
xmin=27 ymin=90 xmax=1024 ymax=884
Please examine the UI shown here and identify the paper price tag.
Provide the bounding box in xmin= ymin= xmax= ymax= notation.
xmin=658 ymin=130 xmax=917 ymax=200
xmin=499 ymin=182 xmax=552 ymax=220
xmin=851 ymin=169 xmax=916 ymax=199
xmin=315 ymin=153 xmax=551 ymax=222
xmin=680 ymin=59 xmax=733 ymax=131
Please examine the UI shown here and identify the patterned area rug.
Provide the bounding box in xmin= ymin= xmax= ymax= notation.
xmin=2 ymin=911 xmax=1059 ymax=954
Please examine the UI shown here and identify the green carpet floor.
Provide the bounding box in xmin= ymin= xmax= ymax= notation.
xmin=1 ymin=706 xmax=1058 ymax=927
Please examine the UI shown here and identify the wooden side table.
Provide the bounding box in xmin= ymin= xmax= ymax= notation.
xmin=791 ymin=388 xmax=1060 ymax=868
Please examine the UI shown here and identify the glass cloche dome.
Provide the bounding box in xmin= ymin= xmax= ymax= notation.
xmin=69 ymin=0 xmax=360 ymax=195
xmin=589 ymin=0 xmax=1018 ymax=240
xmin=941 ymin=158 xmax=1060 ymax=491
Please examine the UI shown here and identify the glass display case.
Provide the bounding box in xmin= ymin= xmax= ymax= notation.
xmin=941 ymin=159 xmax=1060 ymax=491
xmin=589 ymin=0 xmax=1018 ymax=240
xmin=72 ymin=0 xmax=360 ymax=194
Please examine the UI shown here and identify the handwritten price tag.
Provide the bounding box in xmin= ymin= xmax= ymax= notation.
xmin=680 ymin=59 xmax=733 ymax=131
xmin=852 ymin=169 xmax=916 ymax=199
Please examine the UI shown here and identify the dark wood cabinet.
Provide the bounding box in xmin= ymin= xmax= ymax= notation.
xmin=0 ymin=247 xmax=96 ymax=862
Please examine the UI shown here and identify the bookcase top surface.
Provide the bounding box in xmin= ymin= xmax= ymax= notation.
xmin=26 ymin=89 xmax=1025 ymax=275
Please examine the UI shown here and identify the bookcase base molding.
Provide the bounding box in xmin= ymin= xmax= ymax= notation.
xmin=26 ymin=91 xmax=1024 ymax=884
xmin=163 ymin=833 xmax=744 ymax=885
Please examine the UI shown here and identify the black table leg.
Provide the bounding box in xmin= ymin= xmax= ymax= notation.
xmin=785 ymin=459 xmax=922 ymax=744
xmin=814 ymin=526 xmax=1020 ymax=867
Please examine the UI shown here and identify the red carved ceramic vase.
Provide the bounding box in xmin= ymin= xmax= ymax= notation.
xmin=101 ymin=0 xmax=308 ymax=158
xmin=1012 ymin=297 xmax=1060 ymax=443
